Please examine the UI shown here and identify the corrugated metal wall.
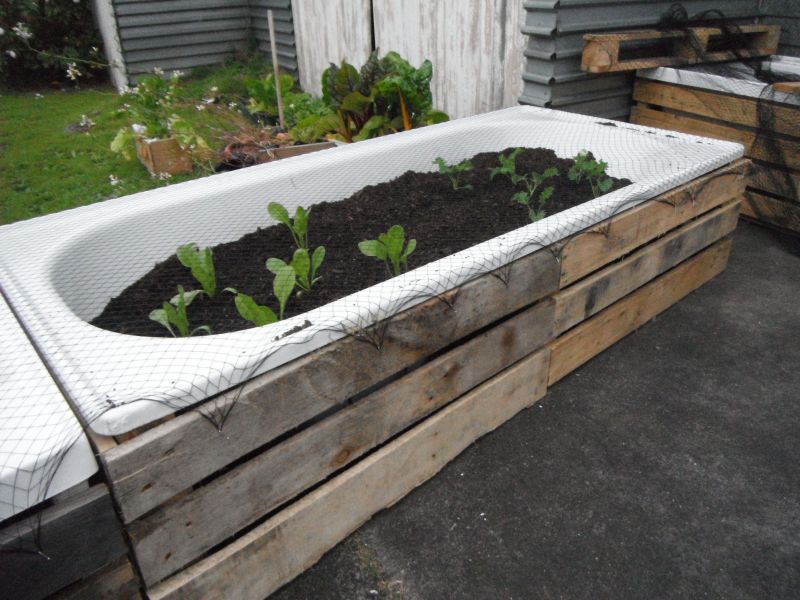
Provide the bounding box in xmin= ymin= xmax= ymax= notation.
xmin=112 ymin=0 xmax=297 ymax=79
xmin=764 ymin=0 xmax=800 ymax=57
xmin=519 ymin=0 xmax=765 ymax=120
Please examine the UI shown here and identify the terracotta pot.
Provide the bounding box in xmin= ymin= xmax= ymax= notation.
xmin=135 ymin=137 xmax=193 ymax=175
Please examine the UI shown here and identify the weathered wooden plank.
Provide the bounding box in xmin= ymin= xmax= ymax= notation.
xmin=130 ymin=298 xmax=555 ymax=585
xmin=51 ymin=557 xmax=141 ymax=600
xmin=630 ymin=106 xmax=800 ymax=170
xmin=0 ymin=485 xmax=128 ymax=600
xmin=549 ymin=238 xmax=732 ymax=385
xmin=103 ymin=249 xmax=559 ymax=523
xmin=148 ymin=347 xmax=550 ymax=600
xmin=741 ymin=190 xmax=800 ymax=233
xmin=748 ymin=163 xmax=800 ymax=202
xmin=773 ymin=81 xmax=800 ymax=94
xmin=117 ymin=7 xmax=251 ymax=28
xmin=554 ymin=199 xmax=740 ymax=335
xmin=633 ymin=80 xmax=798 ymax=138
xmin=559 ymin=159 xmax=747 ymax=287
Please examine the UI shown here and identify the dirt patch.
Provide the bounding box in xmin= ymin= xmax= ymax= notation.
xmin=92 ymin=147 xmax=630 ymax=336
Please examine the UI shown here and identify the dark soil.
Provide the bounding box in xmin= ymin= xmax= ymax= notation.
xmin=91 ymin=147 xmax=630 ymax=337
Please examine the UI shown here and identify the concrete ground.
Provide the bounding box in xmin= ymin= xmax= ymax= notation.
xmin=273 ymin=221 xmax=800 ymax=600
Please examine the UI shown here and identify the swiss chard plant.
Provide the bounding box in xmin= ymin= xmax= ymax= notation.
xmin=433 ymin=157 xmax=473 ymax=191
xmin=490 ymin=148 xmax=525 ymax=184
xmin=266 ymin=246 xmax=325 ymax=294
xmin=268 ymin=262 xmax=296 ymax=320
xmin=224 ymin=288 xmax=277 ymax=326
xmin=176 ymin=243 xmax=217 ymax=297
xmin=359 ymin=225 xmax=416 ymax=277
xmin=568 ymin=151 xmax=613 ymax=198
xmin=511 ymin=167 xmax=559 ymax=222
xmin=149 ymin=286 xmax=212 ymax=337
xmin=268 ymin=201 xmax=310 ymax=250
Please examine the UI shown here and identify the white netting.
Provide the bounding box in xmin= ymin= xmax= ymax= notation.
xmin=0 ymin=106 xmax=743 ymax=523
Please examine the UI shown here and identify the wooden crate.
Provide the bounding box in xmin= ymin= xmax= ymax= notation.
xmin=135 ymin=138 xmax=193 ymax=176
xmin=631 ymin=78 xmax=800 ymax=233
xmin=76 ymin=160 xmax=746 ymax=599
xmin=0 ymin=484 xmax=141 ymax=600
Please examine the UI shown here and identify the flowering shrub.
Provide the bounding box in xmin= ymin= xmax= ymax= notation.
xmin=0 ymin=0 xmax=104 ymax=86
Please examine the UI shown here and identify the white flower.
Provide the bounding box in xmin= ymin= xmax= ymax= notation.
xmin=66 ymin=62 xmax=82 ymax=81
xmin=131 ymin=123 xmax=147 ymax=135
xmin=158 ymin=172 xmax=172 ymax=180
xmin=91 ymin=46 xmax=99 ymax=53
xmin=210 ymin=86 xmax=218 ymax=93
xmin=5 ymin=50 xmax=16 ymax=59
xmin=153 ymin=66 xmax=164 ymax=76
xmin=195 ymin=104 xmax=205 ymax=111
xmin=0 ymin=27 xmax=5 ymax=36
xmin=109 ymin=174 xmax=120 ymax=186
xmin=171 ymin=70 xmax=185 ymax=79
xmin=201 ymin=97 xmax=214 ymax=105
xmin=228 ymin=101 xmax=237 ymax=110
xmin=12 ymin=22 xmax=32 ymax=41
xmin=34 ymin=93 xmax=43 ymax=99
xmin=79 ymin=114 xmax=95 ymax=129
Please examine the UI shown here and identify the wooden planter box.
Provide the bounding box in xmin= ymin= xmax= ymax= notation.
xmin=63 ymin=160 xmax=748 ymax=600
xmin=630 ymin=64 xmax=800 ymax=233
xmin=135 ymin=137 xmax=193 ymax=176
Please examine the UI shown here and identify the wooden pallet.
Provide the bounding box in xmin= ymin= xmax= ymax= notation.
xmin=631 ymin=78 xmax=800 ymax=233
xmin=61 ymin=160 xmax=747 ymax=600
xmin=582 ymin=24 xmax=781 ymax=73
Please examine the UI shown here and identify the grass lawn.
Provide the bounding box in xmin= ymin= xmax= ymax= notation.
xmin=0 ymin=57 xmax=271 ymax=225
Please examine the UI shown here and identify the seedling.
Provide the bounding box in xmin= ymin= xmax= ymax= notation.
xmin=176 ymin=243 xmax=216 ymax=297
xmin=268 ymin=201 xmax=310 ymax=250
xmin=266 ymin=246 xmax=325 ymax=294
xmin=433 ymin=157 xmax=473 ymax=190
xmin=511 ymin=167 xmax=559 ymax=223
xmin=490 ymin=148 xmax=524 ymax=183
xmin=568 ymin=151 xmax=613 ymax=198
xmin=359 ymin=225 xmax=416 ymax=277
xmin=149 ymin=286 xmax=212 ymax=337
xmin=262 ymin=262 xmax=296 ymax=320
xmin=224 ymin=288 xmax=277 ymax=326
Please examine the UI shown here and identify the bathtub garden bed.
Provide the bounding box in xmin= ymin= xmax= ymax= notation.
xmin=0 ymin=107 xmax=746 ymax=598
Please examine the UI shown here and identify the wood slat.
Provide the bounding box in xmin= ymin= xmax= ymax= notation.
xmin=51 ymin=557 xmax=141 ymax=600
xmin=630 ymin=106 xmax=800 ymax=171
xmin=554 ymin=199 xmax=740 ymax=335
xmin=748 ymin=163 xmax=800 ymax=202
xmin=741 ymin=190 xmax=800 ymax=233
xmin=0 ymin=485 xmax=129 ymax=600
xmin=633 ymin=80 xmax=799 ymax=138
xmin=103 ymin=249 xmax=559 ymax=523
xmin=549 ymin=238 xmax=732 ymax=385
xmin=148 ymin=347 xmax=551 ymax=600
xmin=130 ymin=298 xmax=555 ymax=585
xmin=558 ymin=159 xmax=747 ymax=287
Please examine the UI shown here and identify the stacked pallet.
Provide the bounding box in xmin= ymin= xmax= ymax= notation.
xmin=84 ymin=160 xmax=748 ymax=600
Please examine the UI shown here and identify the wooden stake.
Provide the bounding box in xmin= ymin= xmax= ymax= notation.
xmin=267 ymin=10 xmax=286 ymax=130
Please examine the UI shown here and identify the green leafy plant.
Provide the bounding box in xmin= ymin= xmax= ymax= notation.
xmin=490 ymin=148 xmax=525 ymax=183
xmin=268 ymin=202 xmax=310 ymax=250
xmin=224 ymin=288 xmax=277 ymax=326
xmin=266 ymin=246 xmax=325 ymax=294
xmin=176 ymin=243 xmax=216 ymax=297
xmin=149 ymin=286 xmax=212 ymax=337
xmin=246 ymin=72 xmax=296 ymax=115
xmin=511 ymin=167 xmax=559 ymax=222
xmin=359 ymin=225 xmax=416 ymax=277
xmin=568 ymin=151 xmax=613 ymax=198
xmin=433 ymin=157 xmax=473 ymax=190
xmin=269 ymin=263 xmax=296 ymax=320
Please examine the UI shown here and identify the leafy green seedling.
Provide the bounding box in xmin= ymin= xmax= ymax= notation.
xmin=149 ymin=286 xmax=212 ymax=337
xmin=490 ymin=148 xmax=524 ymax=183
xmin=261 ymin=261 xmax=297 ymax=320
xmin=176 ymin=243 xmax=216 ymax=297
xmin=433 ymin=157 xmax=473 ymax=190
xmin=267 ymin=246 xmax=325 ymax=294
xmin=224 ymin=288 xmax=278 ymax=327
xmin=511 ymin=167 xmax=559 ymax=223
xmin=568 ymin=151 xmax=613 ymax=198
xmin=268 ymin=201 xmax=310 ymax=250
xmin=358 ymin=225 xmax=416 ymax=277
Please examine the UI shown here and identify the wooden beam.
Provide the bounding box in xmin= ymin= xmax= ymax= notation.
xmin=52 ymin=557 xmax=141 ymax=600
xmin=633 ymin=80 xmax=799 ymax=138
xmin=130 ymin=299 xmax=556 ymax=585
xmin=103 ymin=248 xmax=559 ymax=523
xmin=748 ymin=163 xmax=800 ymax=203
xmin=549 ymin=238 xmax=732 ymax=385
xmin=741 ymin=190 xmax=800 ymax=233
xmin=558 ymin=159 xmax=747 ymax=287
xmin=148 ymin=348 xmax=550 ymax=600
xmin=554 ymin=199 xmax=740 ymax=335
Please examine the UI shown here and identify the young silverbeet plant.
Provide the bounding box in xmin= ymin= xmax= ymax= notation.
xmin=569 ymin=151 xmax=613 ymax=198
xmin=224 ymin=288 xmax=277 ymax=326
xmin=266 ymin=246 xmax=326 ymax=295
xmin=268 ymin=201 xmax=310 ymax=250
xmin=176 ymin=243 xmax=216 ymax=297
xmin=490 ymin=147 xmax=525 ymax=184
xmin=511 ymin=167 xmax=559 ymax=223
xmin=259 ymin=262 xmax=297 ymax=320
xmin=359 ymin=225 xmax=416 ymax=277
xmin=433 ymin=157 xmax=473 ymax=191
xmin=149 ymin=286 xmax=212 ymax=337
